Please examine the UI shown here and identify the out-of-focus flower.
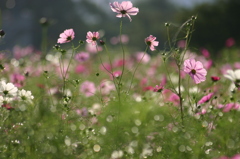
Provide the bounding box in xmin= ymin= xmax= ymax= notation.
xmin=86 ymin=43 xmax=102 ymax=54
xmin=99 ymin=80 xmax=115 ymax=95
xmin=18 ymin=89 xmax=34 ymax=101
xmin=80 ymin=81 xmax=96 ymax=97
xmin=75 ymin=64 xmax=88 ymax=74
xmin=111 ymin=150 xmax=124 ymax=159
xmin=211 ymin=76 xmax=221 ymax=82
xmin=113 ymin=70 xmax=122 ymax=78
xmin=10 ymin=73 xmax=25 ymax=88
xmin=177 ymin=40 xmax=186 ymax=48
xmin=184 ymin=58 xmax=207 ymax=84
xmin=145 ymin=35 xmax=159 ymax=51
xmin=201 ymin=48 xmax=210 ymax=58
xmin=134 ymin=52 xmax=150 ymax=64
xmin=57 ymin=29 xmax=75 ymax=44
xmin=222 ymin=103 xmax=240 ymax=112
xmin=109 ymin=1 xmax=139 ymax=22
xmin=224 ymin=69 xmax=240 ymax=88
xmin=75 ymin=52 xmax=90 ymax=62
xmin=0 ymin=81 xmax=18 ymax=96
xmin=13 ymin=46 xmax=34 ymax=60
xmin=225 ymin=37 xmax=235 ymax=47
xmin=86 ymin=31 xmax=100 ymax=45
xmin=0 ymin=96 xmax=13 ymax=107
xmin=198 ymin=92 xmax=214 ymax=105
xmin=110 ymin=34 xmax=129 ymax=45
xmin=153 ymin=85 xmax=164 ymax=93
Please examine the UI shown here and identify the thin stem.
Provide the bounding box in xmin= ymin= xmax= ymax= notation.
xmin=127 ymin=46 xmax=148 ymax=94
xmin=117 ymin=20 xmax=125 ymax=101
xmin=177 ymin=64 xmax=184 ymax=125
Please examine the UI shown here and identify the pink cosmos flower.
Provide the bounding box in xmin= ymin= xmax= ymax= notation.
xmin=57 ymin=29 xmax=75 ymax=44
xmin=184 ymin=58 xmax=207 ymax=84
xmin=201 ymin=48 xmax=210 ymax=58
xmin=109 ymin=1 xmax=139 ymax=22
xmin=134 ymin=52 xmax=151 ymax=64
xmin=86 ymin=31 xmax=100 ymax=45
xmin=80 ymin=81 xmax=96 ymax=97
xmin=211 ymin=76 xmax=221 ymax=82
xmin=197 ymin=92 xmax=214 ymax=105
xmin=75 ymin=52 xmax=90 ymax=62
xmin=225 ymin=37 xmax=235 ymax=47
xmin=145 ymin=35 xmax=159 ymax=51
xmin=10 ymin=73 xmax=25 ymax=88
xmin=153 ymin=85 xmax=164 ymax=93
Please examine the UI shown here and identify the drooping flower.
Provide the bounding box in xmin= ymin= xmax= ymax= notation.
xmin=145 ymin=35 xmax=159 ymax=51
xmin=86 ymin=31 xmax=100 ymax=45
xmin=183 ymin=58 xmax=207 ymax=84
xmin=153 ymin=85 xmax=164 ymax=93
xmin=211 ymin=76 xmax=221 ymax=82
xmin=109 ymin=1 xmax=139 ymax=22
xmin=197 ymin=92 xmax=214 ymax=105
xmin=57 ymin=29 xmax=75 ymax=44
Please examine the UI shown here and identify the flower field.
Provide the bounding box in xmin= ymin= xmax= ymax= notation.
xmin=1 ymin=1 xmax=240 ymax=159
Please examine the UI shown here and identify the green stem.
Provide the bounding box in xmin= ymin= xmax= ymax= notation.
xmin=127 ymin=46 xmax=148 ymax=94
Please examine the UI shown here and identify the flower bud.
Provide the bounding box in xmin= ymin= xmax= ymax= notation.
xmin=0 ymin=29 xmax=5 ymax=38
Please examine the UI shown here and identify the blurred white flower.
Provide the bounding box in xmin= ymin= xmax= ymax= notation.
xmin=111 ymin=150 xmax=123 ymax=159
xmin=0 ymin=81 xmax=18 ymax=96
xmin=224 ymin=69 xmax=240 ymax=82
xmin=18 ymin=89 xmax=34 ymax=101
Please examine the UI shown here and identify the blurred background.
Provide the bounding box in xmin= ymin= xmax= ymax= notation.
xmin=0 ymin=0 xmax=239 ymax=55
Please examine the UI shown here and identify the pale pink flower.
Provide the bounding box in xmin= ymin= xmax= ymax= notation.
xmin=13 ymin=46 xmax=33 ymax=60
xmin=80 ymin=81 xmax=96 ymax=97
xmin=57 ymin=29 xmax=75 ymax=44
xmin=75 ymin=52 xmax=90 ymax=62
xmin=86 ymin=31 xmax=100 ymax=45
xmin=145 ymin=35 xmax=159 ymax=51
xmin=134 ymin=52 xmax=151 ymax=64
xmin=99 ymin=80 xmax=115 ymax=95
xmin=85 ymin=43 xmax=102 ymax=54
xmin=109 ymin=1 xmax=139 ymax=22
xmin=184 ymin=58 xmax=207 ymax=84
xmin=110 ymin=34 xmax=129 ymax=45
xmin=10 ymin=73 xmax=25 ymax=88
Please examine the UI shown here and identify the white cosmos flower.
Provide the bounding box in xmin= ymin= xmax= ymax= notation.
xmin=0 ymin=96 xmax=13 ymax=105
xmin=224 ymin=69 xmax=240 ymax=82
xmin=0 ymin=81 xmax=18 ymax=96
xmin=224 ymin=69 xmax=240 ymax=91
xmin=18 ymin=89 xmax=34 ymax=101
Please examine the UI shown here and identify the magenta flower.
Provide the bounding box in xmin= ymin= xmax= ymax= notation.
xmin=86 ymin=31 xmax=100 ymax=45
xmin=57 ymin=29 xmax=75 ymax=44
xmin=145 ymin=35 xmax=159 ymax=51
xmin=197 ymin=92 xmax=214 ymax=105
xmin=153 ymin=85 xmax=164 ymax=93
xmin=211 ymin=76 xmax=221 ymax=82
xmin=109 ymin=1 xmax=139 ymax=22
xmin=184 ymin=58 xmax=207 ymax=84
